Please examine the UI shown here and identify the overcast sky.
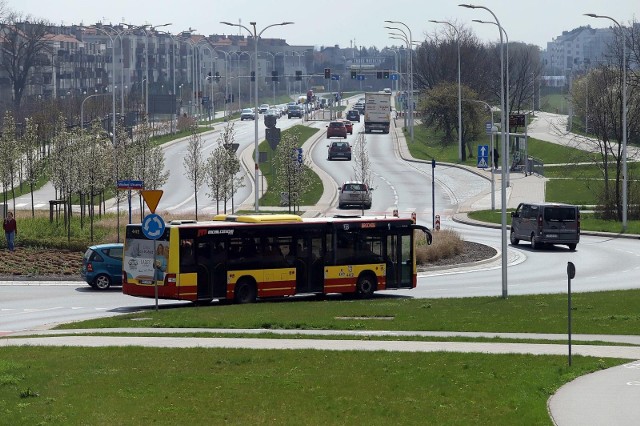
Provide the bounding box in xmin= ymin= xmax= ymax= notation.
xmin=5 ymin=0 xmax=638 ymax=50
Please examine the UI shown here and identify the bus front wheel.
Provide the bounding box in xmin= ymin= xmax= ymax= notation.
xmin=234 ymin=280 xmax=257 ymax=304
xmin=356 ymin=274 xmax=377 ymax=298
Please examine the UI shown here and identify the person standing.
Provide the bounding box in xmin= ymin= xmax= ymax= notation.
xmin=493 ymin=148 xmax=500 ymax=170
xmin=3 ymin=211 xmax=17 ymax=252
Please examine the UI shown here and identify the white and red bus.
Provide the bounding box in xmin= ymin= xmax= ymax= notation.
xmin=123 ymin=214 xmax=431 ymax=304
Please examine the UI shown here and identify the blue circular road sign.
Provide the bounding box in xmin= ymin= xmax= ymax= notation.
xmin=142 ymin=213 xmax=166 ymax=240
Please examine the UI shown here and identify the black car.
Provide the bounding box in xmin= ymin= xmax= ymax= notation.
xmin=288 ymin=105 xmax=304 ymax=118
xmin=327 ymin=141 xmax=351 ymax=160
xmin=346 ymin=110 xmax=360 ymax=122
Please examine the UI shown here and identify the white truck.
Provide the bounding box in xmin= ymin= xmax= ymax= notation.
xmin=364 ymin=92 xmax=391 ymax=134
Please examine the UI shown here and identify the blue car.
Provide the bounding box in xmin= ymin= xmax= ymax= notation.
xmin=81 ymin=243 xmax=124 ymax=290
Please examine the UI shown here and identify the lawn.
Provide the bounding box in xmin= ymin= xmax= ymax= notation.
xmin=5 ymin=290 xmax=640 ymax=424
xmin=0 ymin=347 xmax=618 ymax=425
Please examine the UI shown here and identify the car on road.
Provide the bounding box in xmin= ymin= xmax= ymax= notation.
xmin=341 ymin=119 xmax=353 ymax=134
xmin=327 ymin=120 xmax=347 ymax=138
xmin=338 ymin=181 xmax=373 ymax=209
xmin=287 ymin=104 xmax=304 ymax=118
xmin=259 ymin=104 xmax=270 ymax=114
xmin=240 ymin=108 xmax=255 ymax=120
xmin=81 ymin=243 xmax=124 ymax=290
xmin=354 ymin=102 xmax=365 ymax=114
xmin=346 ymin=110 xmax=360 ymax=122
xmin=327 ymin=141 xmax=351 ymax=161
xmin=510 ymin=202 xmax=580 ymax=250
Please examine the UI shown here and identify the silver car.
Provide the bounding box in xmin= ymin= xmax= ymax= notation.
xmin=338 ymin=181 xmax=372 ymax=209
xmin=240 ymin=108 xmax=255 ymax=120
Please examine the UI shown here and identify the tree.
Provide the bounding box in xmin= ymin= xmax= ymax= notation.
xmin=272 ymin=131 xmax=312 ymax=214
xmin=417 ymin=82 xmax=484 ymax=158
xmin=0 ymin=14 xmax=51 ymax=112
xmin=183 ymin=126 xmax=205 ymax=219
xmin=205 ymin=122 xmax=244 ymax=214
xmin=21 ymin=117 xmax=41 ymax=217
xmin=351 ymin=132 xmax=374 ymax=214
xmin=571 ymin=67 xmax=638 ymax=220
xmin=0 ymin=111 xmax=18 ymax=212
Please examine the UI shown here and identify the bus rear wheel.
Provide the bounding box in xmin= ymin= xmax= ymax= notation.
xmin=356 ymin=274 xmax=376 ymax=299
xmin=234 ymin=280 xmax=257 ymax=304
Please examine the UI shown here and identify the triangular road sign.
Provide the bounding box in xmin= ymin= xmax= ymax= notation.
xmin=141 ymin=190 xmax=163 ymax=214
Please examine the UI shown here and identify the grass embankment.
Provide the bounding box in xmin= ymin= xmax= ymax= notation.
xmin=405 ymin=122 xmax=639 ymax=232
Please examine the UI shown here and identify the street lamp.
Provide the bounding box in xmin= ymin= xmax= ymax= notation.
xmin=221 ymin=20 xmax=294 ymax=212
xmin=472 ymin=18 xmax=510 ymax=186
xmin=430 ymin=20 xmax=463 ymax=162
xmin=459 ymin=3 xmax=508 ymax=298
xmin=465 ymin=99 xmax=496 ymax=210
xmin=585 ymin=13 xmax=628 ymax=231
xmin=385 ymin=20 xmax=414 ymax=142
xmin=387 ymin=31 xmax=411 ymax=133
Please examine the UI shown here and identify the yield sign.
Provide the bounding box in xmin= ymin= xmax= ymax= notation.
xmin=141 ymin=190 xmax=163 ymax=214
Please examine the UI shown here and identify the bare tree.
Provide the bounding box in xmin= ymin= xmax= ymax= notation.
xmin=205 ymin=122 xmax=244 ymax=214
xmin=351 ymin=132 xmax=374 ymax=214
xmin=183 ymin=126 xmax=205 ymax=219
xmin=0 ymin=13 xmax=51 ymax=112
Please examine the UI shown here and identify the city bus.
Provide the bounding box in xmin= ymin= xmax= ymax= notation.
xmin=123 ymin=214 xmax=431 ymax=304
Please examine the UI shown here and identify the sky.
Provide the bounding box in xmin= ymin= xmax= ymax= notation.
xmin=4 ymin=0 xmax=639 ymax=50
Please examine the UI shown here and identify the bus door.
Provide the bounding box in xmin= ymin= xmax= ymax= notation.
xmin=191 ymin=236 xmax=227 ymax=300
xmin=294 ymin=235 xmax=325 ymax=294
xmin=385 ymin=232 xmax=412 ymax=289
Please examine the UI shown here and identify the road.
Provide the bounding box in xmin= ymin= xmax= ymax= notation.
xmin=3 ymin=103 xmax=640 ymax=332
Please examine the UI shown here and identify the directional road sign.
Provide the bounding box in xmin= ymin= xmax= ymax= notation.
xmin=477 ymin=145 xmax=489 ymax=169
xmin=117 ymin=179 xmax=144 ymax=190
xmin=390 ymin=74 xmax=399 ymax=81
xmin=357 ymin=75 xmax=365 ymax=81
xmin=142 ymin=213 xmax=165 ymax=240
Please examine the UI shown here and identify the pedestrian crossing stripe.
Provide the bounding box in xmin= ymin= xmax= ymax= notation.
xmin=477 ymin=158 xmax=488 ymax=168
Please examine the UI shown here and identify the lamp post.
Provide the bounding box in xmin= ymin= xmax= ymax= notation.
xmin=585 ymin=13 xmax=627 ymax=231
xmin=472 ymin=18 xmax=510 ymax=186
xmin=430 ymin=20 xmax=463 ymax=162
xmin=385 ymin=20 xmax=414 ymax=142
xmin=221 ymin=20 xmax=294 ymax=212
xmin=388 ymin=32 xmax=411 ymax=132
xmin=460 ymin=3 xmax=508 ymax=298
xmin=466 ymin=99 xmax=496 ymax=210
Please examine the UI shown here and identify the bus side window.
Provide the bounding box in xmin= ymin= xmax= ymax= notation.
xmin=180 ymin=239 xmax=195 ymax=266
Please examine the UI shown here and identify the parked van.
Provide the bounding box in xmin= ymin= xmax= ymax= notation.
xmin=510 ymin=202 xmax=580 ymax=250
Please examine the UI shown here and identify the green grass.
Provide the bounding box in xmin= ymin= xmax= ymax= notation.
xmin=258 ymin=125 xmax=323 ymax=207
xmin=0 ymin=347 xmax=619 ymax=425
xmin=6 ymin=290 xmax=638 ymax=423
xmin=58 ymin=289 xmax=640 ymax=335
xmin=540 ymin=93 xmax=570 ymax=115
xmin=468 ymin=209 xmax=640 ymax=234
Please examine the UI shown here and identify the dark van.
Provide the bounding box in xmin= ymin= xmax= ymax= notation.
xmin=510 ymin=202 xmax=580 ymax=250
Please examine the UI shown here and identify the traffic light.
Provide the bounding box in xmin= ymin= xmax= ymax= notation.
xmin=324 ymin=68 xmax=331 ymax=79
xmin=383 ymin=70 xmax=390 ymax=79
xmin=271 ymin=70 xmax=278 ymax=81
xmin=376 ymin=71 xmax=383 ymax=79
xmin=251 ymin=71 xmax=255 ymax=82
xmin=295 ymin=70 xmax=302 ymax=81
xmin=350 ymin=71 xmax=357 ymax=79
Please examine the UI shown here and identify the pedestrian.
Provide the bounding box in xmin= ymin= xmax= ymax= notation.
xmin=3 ymin=211 xmax=17 ymax=252
xmin=493 ymin=148 xmax=500 ymax=170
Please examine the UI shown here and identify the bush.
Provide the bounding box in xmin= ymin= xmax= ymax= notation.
xmin=415 ymin=229 xmax=464 ymax=264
